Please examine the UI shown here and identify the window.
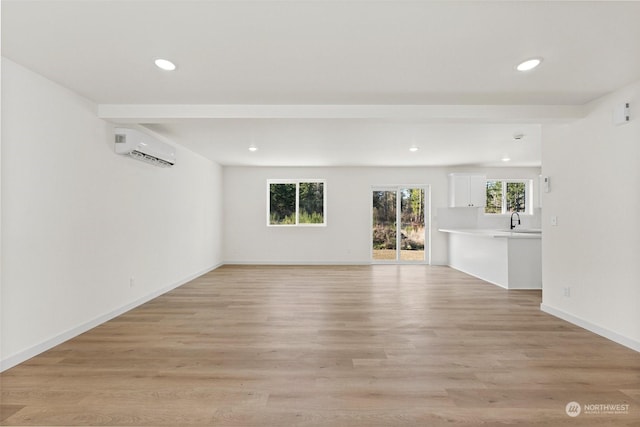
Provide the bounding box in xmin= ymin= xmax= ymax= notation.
xmin=268 ymin=180 xmax=326 ymax=226
xmin=485 ymin=180 xmax=531 ymax=214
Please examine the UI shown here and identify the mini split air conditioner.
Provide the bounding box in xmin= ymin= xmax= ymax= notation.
xmin=114 ymin=127 xmax=176 ymax=167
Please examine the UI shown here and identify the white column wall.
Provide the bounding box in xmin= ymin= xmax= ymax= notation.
xmin=541 ymin=79 xmax=640 ymax=351
xmin=1 ymin=59 xmax=224 ymax=369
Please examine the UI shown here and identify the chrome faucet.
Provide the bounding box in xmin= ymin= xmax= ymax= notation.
xmin=510 ymin=212 xmax=521 ymax=230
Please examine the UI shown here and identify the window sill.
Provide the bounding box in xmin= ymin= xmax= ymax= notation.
xmin=483 ymin=213 xmax=533 ymax=217
xmin=267 ymin=224 xmax=327 ymax=227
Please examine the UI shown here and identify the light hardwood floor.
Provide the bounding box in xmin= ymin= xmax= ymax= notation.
xmin=1 ymin=265 xmax=639 ymax=426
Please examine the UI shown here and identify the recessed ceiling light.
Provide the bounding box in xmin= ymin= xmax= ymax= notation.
xmin=154 ymin=58 xmax=177 ymax=71
xmin=409 ymin=146 xmax=419 ymax=152
xmin=501 ymin=156 xmax=511 ymax=162
xmin=516 ymin=58 xmax=542 ymax=72
xmin=248 ymin=145 xmax=258 ymax=152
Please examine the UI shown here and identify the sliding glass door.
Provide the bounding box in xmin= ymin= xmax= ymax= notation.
xmin=400 ymin=188 xmax=426 ymax=262
xmin=372 ymin=186 xmax=428 ymax=263
xmin=372 ymin=190 xmax=397 ymax=261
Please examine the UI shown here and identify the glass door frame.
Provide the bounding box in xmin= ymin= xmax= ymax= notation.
xmin=370 ymin=185 xmax=431 ymax=265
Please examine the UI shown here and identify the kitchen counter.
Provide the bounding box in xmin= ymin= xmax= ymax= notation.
xmin=439 ymin=228 xmax=542 ymax=239
xmin=439 ymin=228 xmax=542 ymax=289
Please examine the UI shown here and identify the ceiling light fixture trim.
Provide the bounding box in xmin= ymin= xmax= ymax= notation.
xmin=516 ymin=58 xmax=543 ymax=72
xmin=154 ymin=58 xmax=177 ymax=71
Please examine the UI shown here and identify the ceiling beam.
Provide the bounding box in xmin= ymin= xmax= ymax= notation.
xmin=98 ymin=104 xmax=585 ymax=123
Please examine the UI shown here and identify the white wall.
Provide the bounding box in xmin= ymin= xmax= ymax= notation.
xmin=0 ymin=59 xmax=224 ymax=370
xmin=223 ymin=166 xmax=541 ymax=265
xmin=541 ymin=79 xmax=640 ymax=351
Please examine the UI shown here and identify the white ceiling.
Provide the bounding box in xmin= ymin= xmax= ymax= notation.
xmin=144 ymin=120 xmax=542 ymax=167
xmin=3 ymin=0 xmax=640 ymax=167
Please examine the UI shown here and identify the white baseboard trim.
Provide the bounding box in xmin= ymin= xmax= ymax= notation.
xmin=223 ymin=260 xmax=372 ymax=266
xmin=446 ymin=264 xmax=542 ymax=290
xmin=541 ymin=303 xmax=640 ymax=353
xmin=225 ymin=260 xmax=445 ymax=266
xmin=446 ymin=264 xmax=508 ymax=289
xmin=0 ymin=263 xmax=222 ymax=372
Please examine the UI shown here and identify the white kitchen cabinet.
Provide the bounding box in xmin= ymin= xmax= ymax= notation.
xmin=448 ymin=173 xmax=486 ymax=207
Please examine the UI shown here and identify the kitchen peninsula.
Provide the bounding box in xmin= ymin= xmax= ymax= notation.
xmin=439 ymin=229 xmax=542 ymax=290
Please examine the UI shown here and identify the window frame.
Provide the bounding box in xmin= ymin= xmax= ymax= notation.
xmin=484 ymin=179 xmax=532 ymax=215
xmin=267 ymin=179 xmax=327 ymax=227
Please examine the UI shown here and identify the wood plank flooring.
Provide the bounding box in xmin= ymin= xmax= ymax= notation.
xmin=1 ymin=265 xmax=639 ymax=426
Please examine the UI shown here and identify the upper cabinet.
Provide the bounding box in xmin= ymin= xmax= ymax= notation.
xmin=448 ymin=173 xmax=486 ymax=207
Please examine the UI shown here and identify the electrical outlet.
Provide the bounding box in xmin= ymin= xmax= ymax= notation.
xmin=551 ymin=215 xmax=558 ymax=226
xmin=130 ymin=277 xmax=135 ymax=288
xmin=563 ymin=286 xmax=571 ymax=297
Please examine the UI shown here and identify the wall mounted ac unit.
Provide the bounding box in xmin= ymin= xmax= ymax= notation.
xmin=114 ymin=127 xmax=176 ymax=167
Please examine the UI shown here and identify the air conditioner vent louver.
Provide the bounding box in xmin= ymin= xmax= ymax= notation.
xmin=114 ymin=128 xmax=176 ymax=167
xmin=129 ymin=150 xmax=174 ymax=168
